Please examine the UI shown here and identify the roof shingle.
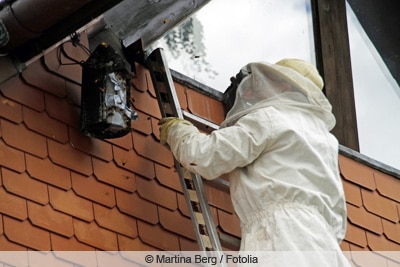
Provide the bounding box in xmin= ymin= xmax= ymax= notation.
xmin=48 ymin=139 xmax=93 ymax=176
xmin=115 ymin=190 xmax=159 ymax=225
xmin=23 ymin=106 xmax=69 ymax=143
xmin=93 ymin=204 xmax=138 ymax=238
xmin=136 ymin=176 xmax=178 ymax=211
xmin=92 ymin=157 xmax=136 ymax=192
xmin=130 ymin=110 xmax=153 ymax=135
xmin=2 ymin=168 xmax=48 ymax=205
xmin=0 ymin=186 xmax=27 ymax=220
xmin=51 ymin=236 xmax=97 ymax=266
xmin=137 ymin=220 xmax=180 ymax=251
xmin=42 ymin=33 xmax=89 ymax=85
xmin=0 ymin=234 xmax=27 ymax=251
xmin=44 ymin=93 xmax=80 ymax=128
xmin=339 ymin=155 xmax=376 ymax=190
xmin=155 ymin=163 xmax=183 ymax=192
xmin=48 ymin=186 xmax=94 ymax=222
xmin=71 ymin=173 xmax=116 ymax=208
xmin=73 ymin=219 xmax=118 ymax=251
xmin=342 ymin=178 xmax=363 ymax=207
xmin=0 ymin=139 xmax=26 ymax=173
xmin=1 ymin=118 xmax=48 ymax=158
xmin=382 ymin=219 xmax=400 ymax=244
xmin=27 ymin=201 xmax=74 ymax=238
xmin=186 ymin=89 xmax=224 ymax=125
xmin=118 ymin=234 xmax=156 ymax=251
xmin=130 ymin=88 xmax=161 ymax=119
xmin=22 ymin=59 xmax=68 ymax=98
xmin=361 ymin=188 xmax=399 ymax=223
xmin=374 ymin=170 xmax=400 ymax=202
xmin=26 ymin=154 xmax=71 ymax=190
xmin=4 ymin=216 xmax=51 ymax=251
xmin=0 ymin=94 xmax=23 ymax=123
xmin=339 ymin=153 xmax=400 ymax=252
xmin=158 ymin=206 xmax=196 ymax=240
xmin=217 ymin=209 xmax=241 ymax=237
xmin=366 ymin=231 xmax=400 ymax=254
xmin=50 ymin=234 xmax=95 ymax=251
xmin=69 ymin=126 xmax=113 ymax=162
xmin=132 ymin=131 xmax=174 ymax=167
xmin=0 ymin=76 xmax=45 ymax=112
xmin=112 ymin=145 xmax=155 ymax=179
xmin=106 ymin=131 xmax=133 ymax=150
xmin=346 ymin=203 xmax=383 ymax=235
xmin=204 ymin=183 xmax=235 ymax=213
xmin=344 ymin=222 xmax=368 ymax=248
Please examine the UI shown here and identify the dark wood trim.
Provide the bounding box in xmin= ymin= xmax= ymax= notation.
xmin=312 ymin=0 xmax=359 ymax=151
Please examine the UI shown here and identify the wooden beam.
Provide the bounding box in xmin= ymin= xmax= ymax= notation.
xmin=312 ymin=0 xmax=359 ymax=151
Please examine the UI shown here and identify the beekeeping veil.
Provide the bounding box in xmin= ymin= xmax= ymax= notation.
xmin=221 ymin=59 xmax=336 ymax=130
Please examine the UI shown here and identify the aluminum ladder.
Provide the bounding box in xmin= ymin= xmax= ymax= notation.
xmin=146 ymin=47 xmax=224 ymax=254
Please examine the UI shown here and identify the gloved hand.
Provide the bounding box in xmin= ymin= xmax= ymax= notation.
xmin=158 ymin=117 xmax=192 ymax=148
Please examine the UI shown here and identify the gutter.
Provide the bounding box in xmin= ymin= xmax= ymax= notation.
xmin=0 ymin=0 xmax=92 ymax=55
xmin=0 ymin=0 xmax=123 ymax=61
xmin=0 ymin=0 xmax=210 ymax=62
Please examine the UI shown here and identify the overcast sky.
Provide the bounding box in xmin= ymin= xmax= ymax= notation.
xmin=156 ymin=0 xmax=400 ymax=170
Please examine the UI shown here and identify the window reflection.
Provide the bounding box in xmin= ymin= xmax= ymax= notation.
xmin=346 ymin=2 xmax=400 ymax=170
xmin=149 ymin=0 xmax=314 ymax=92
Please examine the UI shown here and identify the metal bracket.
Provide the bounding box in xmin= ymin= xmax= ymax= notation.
xmin=122 ymin=38 xmax=146 ymax=74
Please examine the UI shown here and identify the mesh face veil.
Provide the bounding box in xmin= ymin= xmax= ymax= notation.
xmin=222 ymin=68 xmax=251 ymax=116
xmin=220 ymin=59 xmax=336 ymax=130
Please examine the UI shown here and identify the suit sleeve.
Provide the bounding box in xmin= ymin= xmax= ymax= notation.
xmin=167 ymin=110 xmax=274 ymax=179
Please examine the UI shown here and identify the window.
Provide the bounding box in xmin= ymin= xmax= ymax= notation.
xmin=149 ymin=0 xmax=314 ymax=92
xmin=346 ymin=2 xmax=400 ymax=169
xmin=150 ymin=0 xmax=400 ymax=170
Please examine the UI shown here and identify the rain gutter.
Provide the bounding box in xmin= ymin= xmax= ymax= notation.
xmin=0 ymin=0 xmax=92 ymax=53
xmin=0 ymin=0 xmax=123 ymax=61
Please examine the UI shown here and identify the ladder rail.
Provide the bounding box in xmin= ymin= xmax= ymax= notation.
xmin=176 ymin=161 xmax=211 ymax=251
xmin=146 ymin=48 xmax=223 ymax=253
xmin=190 ymin=172 xmax=222 ymax=251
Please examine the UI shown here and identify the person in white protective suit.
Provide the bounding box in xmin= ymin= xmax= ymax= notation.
xmin=159 ymin=59 xmax=350 ymax=266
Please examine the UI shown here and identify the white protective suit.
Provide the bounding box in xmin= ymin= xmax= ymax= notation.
xmin=166 ymin=60 xmax=349 ymax=266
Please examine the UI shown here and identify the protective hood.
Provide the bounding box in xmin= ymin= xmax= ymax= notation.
xmin=220 ymin=60 xmax=336 ymax=130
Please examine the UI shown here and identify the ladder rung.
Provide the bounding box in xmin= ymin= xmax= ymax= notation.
xmin=201 ymin=235 xmax=213 ymax=249
xmin=194 ymin=212 xmax=205 ymax=225
xmin=188 ymin=189 xmax=199 ymax=202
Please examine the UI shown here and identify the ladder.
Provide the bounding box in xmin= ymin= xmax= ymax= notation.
xmin=146 ymin=47 xmax=223 ymax=253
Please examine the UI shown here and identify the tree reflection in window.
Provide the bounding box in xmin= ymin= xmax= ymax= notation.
xmin=149 ymin=16 xmax=218 ymax=81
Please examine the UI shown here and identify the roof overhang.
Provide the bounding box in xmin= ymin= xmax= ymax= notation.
xmin=0 ymin=0 xmax=210 ymax=62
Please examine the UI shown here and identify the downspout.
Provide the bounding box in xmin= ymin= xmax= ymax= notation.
xmin=0 ymin=0 xmax=92 ymax=55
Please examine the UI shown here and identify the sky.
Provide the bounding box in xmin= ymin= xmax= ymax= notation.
xmin=153 ymin=0 xmax=400 ymax=170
